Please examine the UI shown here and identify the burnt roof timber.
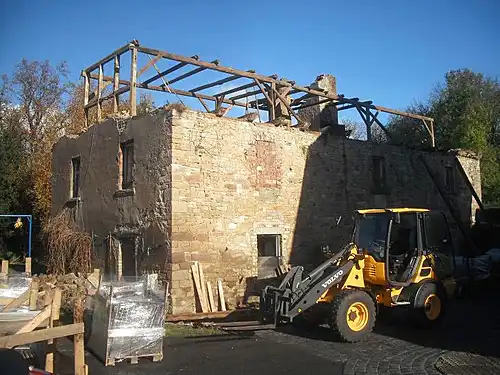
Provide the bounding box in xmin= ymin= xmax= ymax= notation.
xmin=142 ymin=61 xmax=191 ymax=86
xmin=164 ymin=61 xmax=218 ymax=86
xmin=189 ymin=75 xmax=242 ymax=93
xmin=83 ymin=42 xmax=132 ymax=73
xmin=228 ymin=88 xmax=265 ymax=101
xmin=214 ymin=82 xmax=258 ymax=97
xmin=83 ymin=41 xmax=435 ymax=124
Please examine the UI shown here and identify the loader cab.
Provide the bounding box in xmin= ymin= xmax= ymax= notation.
xmin=353 ymin=209 xmax=455 ymax=287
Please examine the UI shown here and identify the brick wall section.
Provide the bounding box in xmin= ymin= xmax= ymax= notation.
xmin=167 ymin=109 xmax=480 ymax=313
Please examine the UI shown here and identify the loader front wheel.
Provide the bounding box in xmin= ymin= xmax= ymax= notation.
xmin=328 ymin=290 xmax=376 ymax=343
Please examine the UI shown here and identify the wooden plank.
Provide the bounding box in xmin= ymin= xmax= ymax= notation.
xmin=1 ymin=289 xmax=30 ymax=312
xmin=97 ymin=64 xmax=103 ymax=121
xmin=86 ymin=43 xmax=434 ymax=124
xmin=130 ymin=46 xmax=138 ymax=116
xmin=164 ymin=63 xmax=215 ymax=86
xmin=206 ymin=281 xmax=216 ymax=312
xmin=51 ymin=288 xmax=62 ymax=321
xmin=190 ymin=74 xmax=241 ymax=93
xmin=190 ymin=263 xmax=208 ymax=312
xmin=142 ymin=61 xmax=189 ymax=86
xmin=113 ymin=55 xmax=120 ymax=112
xmin=29 ymin=281 xmax=38 ymax=310
xmin=74 ymin=298 xmax=85 ymax=375
xmin=137 ymin=45 xmax=279 ymax=85
xmin=86 ymin=85 xmax=130 ymax=109
xmin=253 ymin=78 xmax=274 ymax=115
xmin=197 ymin=263 xmax=210 ymax=313
xmin=137 ymin=83 xmax=247 ymax=108
xmin=16 ymin=305 xmax=52 ymax=334
xmin=25 ymin=257 xmax=31 ymax=275
xmin=217 ymin=279 xmax=227 ymax=311
xmin=1 ymin=260 xmax=8 ymax=274
xmin=86 ymin=75 xmax=248 ymax=109
xmin=214 ymin=82 xmax=257 ymax=97
xmin=83 ymin=71 xmax=90 ymax=128
xmin=228 ymin=88 xmax=262 ymax=101
xmin=0 ymin=323 xmax=84 ymax=348
xmin=137 ymin=53 xmax=163 ymax=78
xmin=197 ymin=97 xmax=210 ymax=112
xmin=268 ymin=83 xmax=304 ymax=124
xmin=83 ymin=42 xmax=131 ymax=73
xmin=166 ymin=310 xmax=238 ymax=322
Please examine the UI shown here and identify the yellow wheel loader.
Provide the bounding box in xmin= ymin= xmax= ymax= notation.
xmin=259 ymin=208 xmax=460 ymax=343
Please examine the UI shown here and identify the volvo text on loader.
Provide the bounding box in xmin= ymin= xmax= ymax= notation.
xmin=259 ymin=208 xmax=459 ymax=343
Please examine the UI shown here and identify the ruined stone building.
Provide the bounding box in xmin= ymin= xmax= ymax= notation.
xmin=51 ymin=43 xmax=481 ymax=314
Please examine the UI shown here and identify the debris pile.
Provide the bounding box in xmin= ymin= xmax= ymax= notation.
xmin=32 ymin=271 xmax=98 ymax=313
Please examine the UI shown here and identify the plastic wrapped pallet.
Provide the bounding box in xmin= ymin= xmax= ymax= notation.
xmin=86 ymin=275 xmax=166 ymax=365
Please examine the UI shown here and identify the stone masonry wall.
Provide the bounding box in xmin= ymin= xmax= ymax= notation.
xmin=167 ymin=108 xmax=481 ymax=314
xmin=51 ymin=110 xmax=172 ymax=279
xmin=51 ymin=106 xmax=481 ymax=315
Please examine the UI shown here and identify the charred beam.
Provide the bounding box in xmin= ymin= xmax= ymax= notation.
xmin=164 ymin=61 xmax=218 ymax=86
xmin=268 ymin=83 xmax=304 ymax=125
xmin=293 ymin=98 xmax=334 ymax=111
xmin=228 ymin=88 xmax=263 ymax=101
xmin=89 ymin=73 xmax=129 ymax=86
xmin=83 ymin=42 xmax=132 ymax=73
xmin=253 ymin=78 xmax=274 ymax=119
xmin=137 ymin=45 xmax=280 ymax=85
xmin=135 ymin=82 xmax=248 ymax=108
xmin=290 ymin=93 xmax=313 ymax=106
xmin=197 ymin=97 xmax=210 ymax=112
xmin=142 ymin=58 xmax=196 ymax=86
xmin=113 ymin=55 xmax=120 ymax=112
xmin=137 ymin=53 xmax=164 ymax=77
xmin=214 ymin=82 xmax=258 ymax=97
xmin=189 ymin=75 xmax=241 ymax=93
xmin=85 ymin=85 xmax=130 ymax=109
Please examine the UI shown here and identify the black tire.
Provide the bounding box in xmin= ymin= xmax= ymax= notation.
xmin=411 ymin=282 xmax=447 ymax=327
xmin=328 ymin=290 xmax=376 ymax=343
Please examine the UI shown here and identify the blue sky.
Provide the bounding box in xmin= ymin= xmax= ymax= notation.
xmin=1 ymin=0 xmax=499 ymax=123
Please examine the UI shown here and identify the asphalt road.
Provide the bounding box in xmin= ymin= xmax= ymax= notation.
xmin=52 ymin=280 xmax=500 ymax=375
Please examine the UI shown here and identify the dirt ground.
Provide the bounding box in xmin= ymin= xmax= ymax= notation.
xmin=50 ymin=280 xmax=500 ymax=375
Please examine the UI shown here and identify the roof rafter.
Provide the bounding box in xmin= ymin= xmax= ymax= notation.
xmin=81 ymin=40 xmax=436 ymax=147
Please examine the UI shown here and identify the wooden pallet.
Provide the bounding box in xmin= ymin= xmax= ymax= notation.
xmin=0 ymin=266 xmax=88 ymax=375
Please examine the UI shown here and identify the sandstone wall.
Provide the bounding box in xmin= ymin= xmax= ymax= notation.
xmin=167 ymin=109 xmax=481 ymax=313
xmin=51 ymin=106 xmax=481 ymax=315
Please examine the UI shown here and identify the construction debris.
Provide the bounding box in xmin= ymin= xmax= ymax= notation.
xmin=0 ymin=259 xmax=87 ymax=374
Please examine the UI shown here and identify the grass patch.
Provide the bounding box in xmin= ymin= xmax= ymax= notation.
xmin=164 ymin=322 xmax=226 ymax=337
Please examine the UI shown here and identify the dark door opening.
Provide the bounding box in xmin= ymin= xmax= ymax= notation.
xmin=257 ymin=234 xmax=282 ymax=279
xmin=120 ymin=236 xmax=138 ymax=277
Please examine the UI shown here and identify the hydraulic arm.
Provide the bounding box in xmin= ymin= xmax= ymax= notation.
xmin=260 ymin=243 xmax=359 ymax=325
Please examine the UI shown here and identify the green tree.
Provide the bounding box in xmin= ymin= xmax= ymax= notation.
xmin=385 ymin=69 xmax=500 ymax=205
